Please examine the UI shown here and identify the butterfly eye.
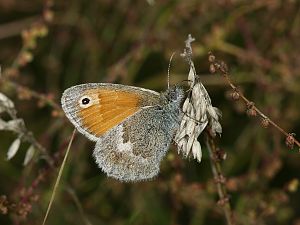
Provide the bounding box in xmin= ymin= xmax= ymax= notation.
xmin=168 ymin=89 xmax=178 ymax=102
xmin=79 ymin=95 xmax=93 ymax=108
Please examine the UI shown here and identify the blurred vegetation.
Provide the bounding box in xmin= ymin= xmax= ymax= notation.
xmin=0 ymin=0 xmax=300 ymax=224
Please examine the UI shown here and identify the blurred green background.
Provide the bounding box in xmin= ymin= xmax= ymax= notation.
xmin=0 ymin=0 xmax=300 ymax=224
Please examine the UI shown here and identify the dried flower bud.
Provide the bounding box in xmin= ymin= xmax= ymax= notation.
xmin=246 ymin=102 xmax=256 ymax=117
xmin=217 ymin=196 xmax=229 ymax=206
xmin=37 ymin=100 xmax=46 ymax=108
xmin=21 ymin=29 xmax=31 ymax=42
xmin=16 ymin=202 xmax=32 ymax=217
xmin=34 ymin=24 xmax=48 ymax=37
xmin=51 ymin=110 xmax=60 ymax=117
xmin=45 ymin=0 xmax=54 ymax=7
xmin=230 ymin=91 xmax=240 ymax=101
xmin=214 ymin=175 xmax=226 ymax=184
xmin=215 ymin=148 xmax=227 ymax=161
xmin=5 ymin=68 xmax=19 ymax=78
xmin=0 ymin=195 xmax=8 ymax=214
xmin=30 ymin=194 xmax=39 ymax=202
xmin=17 ymin=51 xmax=33 ymax=66
xmin=220 ymin=61 xmax=228 ymax=74
xmin=209 ymin=64 xmax=216 ymax=74
xmin=226 ymin=178 xmax=238 ymax=191
xmin=21 ymin=28 xmax=37 ymax=49
xmin=286 ymin=178 xmax=299 ymax=193
xmin=44 ymin=9 xmax=54 ymax=22
xmin=286 ymin=133 xmax=295 ymax=149
xmin=208 ymin=53 xmax=215 ymax=63
xmin=30 ymin=26 xmax=39 ymax=37
xmin=17 ymin=87 xmax=32 ymax=100
xmin=246 ymin=108 xmax=257 ymax=117
xmin=261 ymin=118 xmax=270 ymax=128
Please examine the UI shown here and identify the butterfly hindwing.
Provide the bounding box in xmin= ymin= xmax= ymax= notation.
xmin=93 ymin=103 xmax=180 ymax=181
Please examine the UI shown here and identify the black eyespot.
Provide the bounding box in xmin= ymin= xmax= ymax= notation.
xmin=81 ymin=98 xmax=90 ymax=105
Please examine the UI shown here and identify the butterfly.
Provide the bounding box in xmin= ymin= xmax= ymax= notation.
xmin=61 ymin=83 xmax=185 ymax=182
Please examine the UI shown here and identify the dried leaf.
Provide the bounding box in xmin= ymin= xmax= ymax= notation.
xmin=6 ymin=138 xmax=21 ymax=160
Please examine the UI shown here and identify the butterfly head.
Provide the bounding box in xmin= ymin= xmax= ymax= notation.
xmin=162 ymin=85 xmax=185 ymax=105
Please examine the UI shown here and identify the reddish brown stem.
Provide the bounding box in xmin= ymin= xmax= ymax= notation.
xmin=205 ymin=132 xmax=235 ymax=225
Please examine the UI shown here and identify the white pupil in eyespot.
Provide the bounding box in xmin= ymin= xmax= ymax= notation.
xmin=82 ymin=98 xmax=90 ymax=105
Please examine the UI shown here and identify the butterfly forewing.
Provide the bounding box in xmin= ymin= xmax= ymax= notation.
xmin=61 ymin=83 xmax=160 ymax=141
xmin=79 ymin=90 xmax=140 ymax=136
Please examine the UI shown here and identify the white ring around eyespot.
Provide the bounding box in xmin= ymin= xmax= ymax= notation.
xmin=79 ymin=95 xmax=93 ymax=108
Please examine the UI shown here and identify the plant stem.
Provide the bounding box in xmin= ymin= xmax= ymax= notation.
xmin=205 ymin=132 xmax=235 ymax=225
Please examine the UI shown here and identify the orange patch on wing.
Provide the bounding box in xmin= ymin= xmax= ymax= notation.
xmin=78 ymin=89 xmax=140 ymax=136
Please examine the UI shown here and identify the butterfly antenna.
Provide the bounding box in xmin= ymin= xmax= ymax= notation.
xmin=168 ymin=52 xmax=176 ymax=89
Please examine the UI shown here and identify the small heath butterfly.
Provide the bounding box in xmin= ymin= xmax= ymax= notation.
xmin=61 ymin=83 xmax=184 ymax=182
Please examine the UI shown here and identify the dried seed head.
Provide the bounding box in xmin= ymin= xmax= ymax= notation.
xmin=261 ymin=118 xmax=270 ymax=128
xmin=176 ymin=35 xmax=222 ymax=163
xmin=230 ymin=91 xmax=240 ymax=101
xmin=286 ymin=133 xmax=295 ymax=149
xmin=209 ymin=64 xmax=216 ymax=74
